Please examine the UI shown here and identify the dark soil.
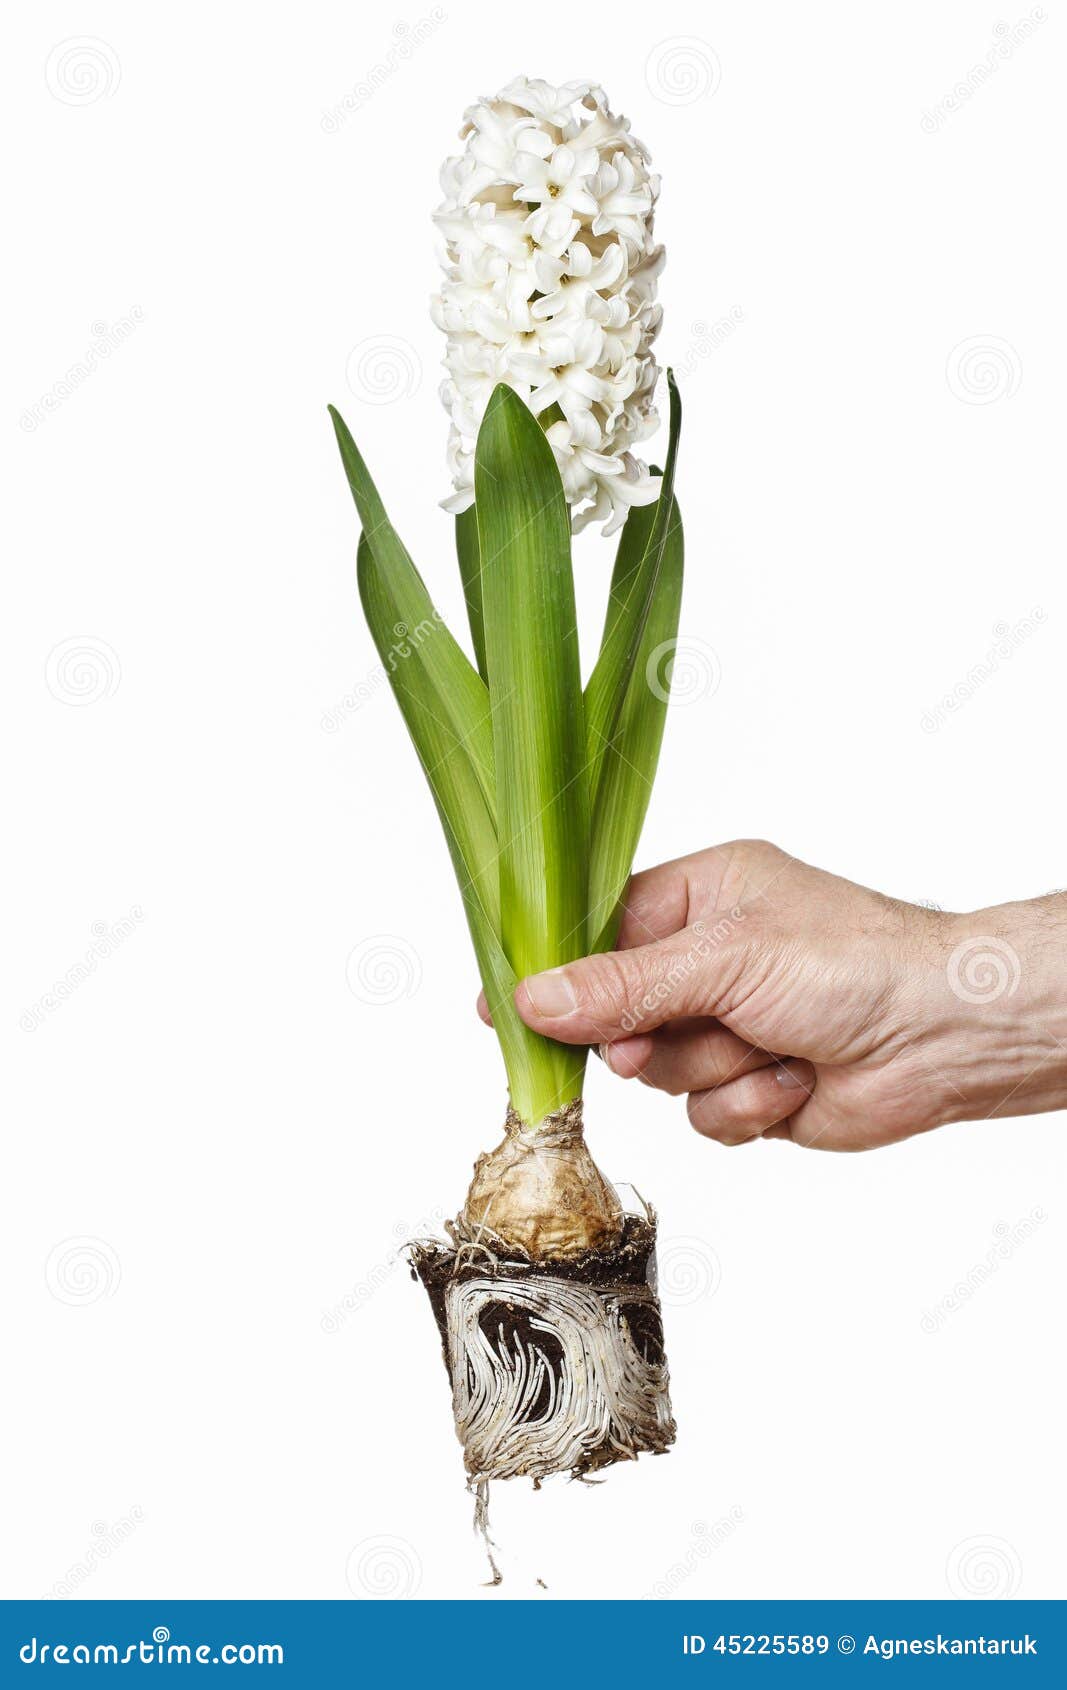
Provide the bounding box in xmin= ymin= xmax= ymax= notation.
xmin=409 ymin=1216 xmax=674 ymax=1477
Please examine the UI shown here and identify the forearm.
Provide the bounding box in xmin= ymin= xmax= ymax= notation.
xmin=923 ymin=896 xmax=1067 ymax=1125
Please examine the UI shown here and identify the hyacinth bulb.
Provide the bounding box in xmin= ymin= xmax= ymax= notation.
xmin=432 ymin=77 xmax=664 ymax=535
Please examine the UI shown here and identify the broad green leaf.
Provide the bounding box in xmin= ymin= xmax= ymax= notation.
xmin=475 ymin=384 xmax=588 ymax=974
xmin=455 ymin=505 xmax=487 ymax=682
xmin=588 ymin=500 xmax=685 ymax=953
xmin=596 ymin=486 xmax=658 ymax=666
xmin=328 ymin=405 xmax=495 ymax=817
xmin=475 ymin=384 xmax=589 ymax=1119
xmin=584 ymin=372 xmax=682 ymax=810
xmin=358 ymin=532 xmax=575 ymax=1120
xmin=357 ymin=536 xmax=499 ymax=929
xmin=459 ymin=877 xmax=575 ymax=1119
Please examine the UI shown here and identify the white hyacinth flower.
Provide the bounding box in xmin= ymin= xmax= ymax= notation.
xmin=432 ymin=77 xmax=664 ymax=535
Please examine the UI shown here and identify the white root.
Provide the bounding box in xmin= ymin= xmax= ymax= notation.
xmin=445 ymin=1269 xmax=674 ymax=1481
xmin=411 ymin=1104 xmax=677 ymax=1485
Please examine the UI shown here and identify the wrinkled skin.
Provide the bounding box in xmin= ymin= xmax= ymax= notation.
xmin=498 ymin=840 xmax=1067 ymax=1152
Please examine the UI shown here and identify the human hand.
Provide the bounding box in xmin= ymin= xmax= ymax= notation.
xmin=507 ymin=840 xmax=1067 ymax=1150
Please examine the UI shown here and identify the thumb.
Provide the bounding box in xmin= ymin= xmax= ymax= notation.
xmin=515 ymin=921 xmax=729 ymax=1044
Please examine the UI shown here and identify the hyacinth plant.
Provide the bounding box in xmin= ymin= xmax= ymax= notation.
xmin=329 ymin=79 xmax=683 ymax=1484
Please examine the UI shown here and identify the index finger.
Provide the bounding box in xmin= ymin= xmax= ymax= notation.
xmin=615 ymin=857 xmax=694 ymax=950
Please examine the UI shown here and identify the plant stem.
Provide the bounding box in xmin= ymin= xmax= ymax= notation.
xmin=508 ymin=1038 xmax=588 ymax=1129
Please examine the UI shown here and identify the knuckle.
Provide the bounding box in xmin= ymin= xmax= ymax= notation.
xmin=588 ymin=953 xmax=645 ymax=1027
xmin=717 ymin=838 xmax=788 ymax=900
xmin=644 ymin=1055 xmax=684 ymax=1095
xmin=698 ymin=1030 xmax=748 ymax=1087
xmin=728 ymin=1069 xmax=773 ymax=1121
xmin=687 ymin=1089 xmax=728 ymax=1140
xmin=725 ymin=836 xmax=781 ymax=861
xmin=624 ymin=864 xmax=657 ymax=910
xmin=637 ymin=1047 xmax=679 ymax=1094
xmin=689 ymin=1072 xmax=767 ymax=1141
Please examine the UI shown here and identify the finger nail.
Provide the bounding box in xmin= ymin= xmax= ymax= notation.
xmin=775 ymin=1063 xmax=810 ymax=1090
xmin=599 ymin=1043 xmax=618 ymax=1073
xmin=523 ymin=968 xmax=577 ymax=1018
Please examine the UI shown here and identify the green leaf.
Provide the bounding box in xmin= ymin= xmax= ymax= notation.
xmin=584 ymin=372 xmax=682 ymax=812
xmin=331 ymin=403 xmax=587 ymax=1125
xmin=358 ymin=536 xmax=551 ymax=1100
xmin=475 ymin=384 xmax=589 ymax=1118
xmin=356 ymin=536 xmax=498 ymax=924
xmin=455 ymin=505 xmax=487 ymax=682
xmin=587 ymin=500 xmax=685 ymax=953
xmin=475 ymin=385 xmax=589 ymax=975
xmin=328 ymin=405 xmax=495 ymax=816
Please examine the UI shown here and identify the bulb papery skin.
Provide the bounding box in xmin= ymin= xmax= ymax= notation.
xmin=462 ymin=1102 xmax=624 ymax=1260
xmin=433 ymin=77 xmax=664 ymax=535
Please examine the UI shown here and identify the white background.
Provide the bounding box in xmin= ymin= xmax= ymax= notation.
xmin=4 ymin=0 xmax=1065 ymax=1603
